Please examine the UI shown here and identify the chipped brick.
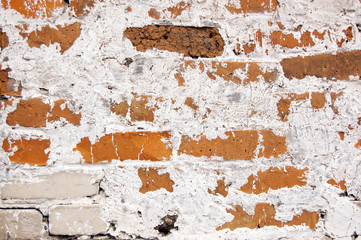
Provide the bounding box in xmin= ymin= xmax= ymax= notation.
xmin=0 ymin=28 xmax=9 ymax=50
xmin=48 ymin=99 xmax=81 ymax=125
xmin=69 ymin=0 xmax=95 ymax=17
xmin=239 ymin=166 xmax=308 ymax=194
xmin=74 ymin=131 xmax=172 ymax=163
xmin=327 ymin=179 xmax=346 ymax=191
xmin=208 ymin=178 xmax=229 ymax=197
xmin=225 ymin=0 xmax=278 ymax=14
xmin=216 ymin=203 xmax=318 ymax=230
xmin=124 ymin=25 xmax=224 ymax=58
xmin=138 ymin=168 xmax=174 ymax=193
xmin=0 ymin=67 xmax=22 ymax=97
xmin=19 ymin=23 xmax=81 ymax=54
xmin=2 ymin=137 xmax=50 ymax=166
xmin=148 ymin=1 xmax=191 ymax=20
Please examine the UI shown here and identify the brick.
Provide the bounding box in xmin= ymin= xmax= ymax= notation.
xmin=18 ymin=23 xmax=81 ymax=54
xmin=327 ymin=179 xmax=346 ymax=191
xmin=175 ymin=60 xmax=276 ymax=86
xmin=355 ymin=139 xmax=361 ymax=148
xmin=225 ymin=0 xmax=278 ymax=14
xmin=178 ymin=130 xmax=287 ymax=160
xmin=124 ymin=25 xmax=224 ymax=58
xmin=49 ymin=205 xmax=107 ymax=235
xmin=280 ymin=50 xmax=361 ymax=80
xmin=0 ymin=67 xmax=22 ymax=97
xmin=2 ymin=137 xmax=50 ymax=166
xmin=48 ymin=99 xmax=81 ymax=125
xmin=1 ymin=0 xmax=64 ymax=18
xmin=69 ymin=0 xmax=95 ymax=17
xmin=148 ymin=1 xmax=191 ymax=20
xmin=6 ymin=98 xmax=51 ymax=127
xmin=208 ymin=178 xmax=229 ymax=197
xmin=239 ymin=166 xmax=308 ymax=194
xmin=216 ymin=203 xmax=318 ymax=230
xmin=0 ymin=209 xmax=43 ymax=239
xmin=74 ymin=131 xmax=172 ymax=163
xmin=138 ymin=168 xmax=174 ymax=193
xmin=1 ymin=172 xmax=99 ymax=199
xmin=7 ymin=98 xmax=81 ymax=127
xmin=0 ymin=28 xmax=9 ymax=50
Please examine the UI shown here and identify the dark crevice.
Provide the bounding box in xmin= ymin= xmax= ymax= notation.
xmin=154 ymin=215 xmax=178 ymax=236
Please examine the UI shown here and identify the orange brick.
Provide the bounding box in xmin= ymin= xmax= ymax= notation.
xmin=138 ymin=168 xmax=174 ymax=193
xmin=208 ymin=178 xmax=229 ymax=197
xmin=0 ymin=68 xmax=22 ymax=97
xmin=281 ymin=50 xmax=361 ymax=80
xmin=216 ymin=203 xmax=318 ymax=230
xmin=18 ymin=23 xmax=81 ymax=54
xmin=69 ymin=0 xmax=95 ymax=17
xmin=327 ymin=179 xmax=346 ymax=191
xmin=239 ymin=166 xmax=308 ymax=194
xmin=1 ymin=0 xmax=64 ymax=18
xmin=7 ymin=98 xmax=51 ymax=127
xmin=225 ymin=0 xmax=278 ymax=14
xmin=0 ymin=28 xmax=9 ymax=50
xmin=178 ymin=130 xmax=287 ymax=160
xmin=148 ymin=1 xmax=191 ymax=20
xmin=2 ymin=137 xmax=50 ymax=166
xmin=48 ymin=100 xmax=81 ymax=125
xmin=74 ymin=131 xmax=172 ymax=163
xmin=355 ymin=139 xmax=361 ymax=148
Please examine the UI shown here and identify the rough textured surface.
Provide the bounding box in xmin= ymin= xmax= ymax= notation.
xmin=0 ymin=209 xmax=43 ymax=239
xmin=281 ymin=50 xmax=361 ymax=80
xmin=124 ymin=25 xmax=224 ymax=58
xmin=138 ymin=168 xmax=175 ymax=193
xmin=0 ymin=0 xmax=64 ymax=18
xmin=0 ymin=28 xmax=9 ymax=50
xmin=49 ymin=205 xmax=107 ymax=235
xmin=1 ymin=172 xmax=99 ymax=199
xmin=0 ymin=67 xmax=22 ymax=97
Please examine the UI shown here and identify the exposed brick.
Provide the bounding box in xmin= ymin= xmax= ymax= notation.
xmin=1 ymin=0 xmax=64 ymax=18
xmin=0 ymin=67 xmax=22 ymax=97
xmin=175 ymin=60 xmax=276 ymax=86
xmin=355 ymin=139 xmax=361 ymax=148
xmin=69 ymin=0 xmax=95 ymax=17
xmin=208 ymin=178 xmax=229 ymax=197
xmin=0 ymin=209 xmax=43 ymax=239
xmin=216 ymin=203 xmax=318 ymax=230
xmin=270 ymin=31 xmax=315 ymax=48
xmin=1 ymin=172 xmax=99 ymax=199
xmin=148 ymin=1 xmax=191 ymax=20
xmin=18 ymin=23 xmax=82 ymax=54
xmin=327 ymin=179 xmax=346 ymax=192
xmin=48 ymin=99 xmax=81 ymax=125
xmin=0 ymin=28 xmax=9 ymax=50
xmin=338 ymin=132 xmax=345 ymax=141
xmin=74 ymin=131 xmax=172 ymax=163
xmin=110 ymin=100 xmax=129 ymax=117
xmin=2 ymin=137 xmax=50 ymax=166
xmin=138 ymin=168 xmax=174 ymax=193
xmin=7 ymin=98 xmax=81 ymax=127
xmin=281 ymin=50 xmax=361 ymax=80
xmin=277 ymin=92 xmax=341 ymax=121
xmin=239 ymin=166 xmax=308 ymax=194
xmin=225 ymin=0 xmax=278 ymax=14
xmin=124 ymin=25 xmax=224 ymax=58
xmin=178 ymin=130 xmax=287 ymax=160
xmin=49 ymin=205 xmax=107 ymax=235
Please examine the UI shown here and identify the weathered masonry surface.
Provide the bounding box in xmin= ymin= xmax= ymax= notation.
xmin=0 ymin=0 xmax=361 ymax=239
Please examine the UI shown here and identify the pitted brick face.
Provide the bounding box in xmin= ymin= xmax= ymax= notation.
xmin=124 ymin=25 xmax=224 ymax=58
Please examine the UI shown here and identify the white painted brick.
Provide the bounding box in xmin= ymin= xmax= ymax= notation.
xmin=1 ymin=172 xmax=99 ymax=200
xmin=49 ymin=205 xmax=107 ymax=235
xmin=0 ymin=209 xmax=43 ymax=239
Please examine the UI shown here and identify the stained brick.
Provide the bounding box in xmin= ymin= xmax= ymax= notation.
xmin=49 ymin=205 xmax=107 ymax=235
xmin=281 ymin=50 xmax=361 ymax=80
xmin=1 ymin=172 xmax=99 ymax=199
xmin=18 ymin=23 xmax=82 ymax=54
xmin=225 ymin=0 xmax=278 ymax=14
xmin=1 ymin=0 xmax=64 ymax=18
xmin=239 ymin=166 xmax=308 ymax=194
xmin=216 ymin=203 xmax=318 ymax=230
xmin=0 ymin=67 xmax=22 ymax=97
xmin=138 ymin=168 xmax=174 ymax=193
xmin=2 ymin=137 xmax=50 ymax=166
xmin=74 ymin=131 xmax=172 ymax=163
xmin=0 ymin=209 xmax=43 ymax=239
xmin=178 ymin=130 xmax=287 ymax=160
xmin=0 ymin=28 xmax=9 ymax=50
xmin=124 ymin=25 xmax=224 ymax=58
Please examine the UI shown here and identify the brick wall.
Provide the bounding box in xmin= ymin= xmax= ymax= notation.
xmin=0 ymin=0 xmax=361 ymax=239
